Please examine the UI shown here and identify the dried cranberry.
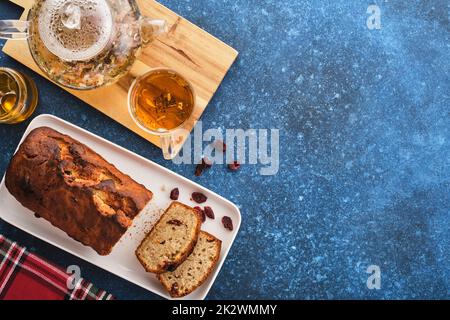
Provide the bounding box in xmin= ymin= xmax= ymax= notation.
xmin=228 ymin=161 xmax=241 ymax=171
xmin=202 ymin=157 xmax=213 ymax=169
xmin=214 ymin=140 xmax=226 ymax=153
xmin=170 ymin=188 xmax=179 ymax=200
xmin=170 ymin=282 xmax=179 ymax=295
xmin=192 ymin=192 xmax=207 ymax=203
xmin=194 ymin=158 xmax=213 ymax=177
xmin=194 ymin=206 xmax=206 ymax=223
xmin=222 ymin=216 xmax=233 ymax=231
xmin=167 ymin=219 xmax=183 ymax=226
xmin=201 ymin=211 xmax=206 ymax=222
xmin=195 ymin=164 xmax=204 ymax=177
xmin=204 ymin=206 xmax=215 ymax=219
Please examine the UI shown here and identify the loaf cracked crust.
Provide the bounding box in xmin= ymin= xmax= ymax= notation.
xmin=5 ymin=127 xmax=153 ymax=255
xmin=135 ymin=201 xmax=202 ymax=274
xmin=157 ymin=231 xmax=222 ymax=298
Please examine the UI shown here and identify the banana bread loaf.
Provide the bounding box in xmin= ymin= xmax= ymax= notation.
xmin=5 ymin=127 xmax=153 ymax=255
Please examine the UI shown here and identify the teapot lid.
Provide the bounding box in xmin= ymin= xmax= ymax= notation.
xmin=37 ymin=0 xmax=113 ymax=61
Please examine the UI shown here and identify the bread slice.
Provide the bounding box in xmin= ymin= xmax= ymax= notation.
xmin=157 ymin=231 xmax=222 ymax=298
xmin=136 ymin=201 xmax=201 ymax=274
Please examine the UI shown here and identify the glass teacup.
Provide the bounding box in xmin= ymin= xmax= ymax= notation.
xmin=0 ymin=68 xmax=38 ymax=124
xmin=128 ymin=68 xmax=196 ymax=160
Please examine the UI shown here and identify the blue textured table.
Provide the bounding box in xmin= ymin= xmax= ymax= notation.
xmin=0 ymin=1 xmax=449 ymax=299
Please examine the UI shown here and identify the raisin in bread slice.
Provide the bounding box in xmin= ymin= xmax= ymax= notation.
xmin=157 ymin=231 xmax=222 ymax=298
xmin=136 ymin=201 xmax=201 ymax=274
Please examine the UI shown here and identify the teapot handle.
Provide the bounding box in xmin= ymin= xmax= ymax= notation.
xmin=139 ymin=18 xmax=168 ymax=46
xmin=0 ymin=20 xmax=29 ymax=40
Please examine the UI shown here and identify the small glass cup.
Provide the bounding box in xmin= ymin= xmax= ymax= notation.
xmin=0 ymin=67 xmax=38 ymax=124
xmin=128 ymin=68 xmax=196 ymax=160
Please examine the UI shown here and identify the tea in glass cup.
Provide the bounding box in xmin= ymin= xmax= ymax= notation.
xmin=128 ymin=69 xmax=195 ymax=159
xmin=0 ymin=68 xmax=38 ymax=124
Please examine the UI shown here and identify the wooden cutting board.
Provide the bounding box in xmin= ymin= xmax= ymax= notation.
xmin=2 ymin=0 xmax=238 ymax=158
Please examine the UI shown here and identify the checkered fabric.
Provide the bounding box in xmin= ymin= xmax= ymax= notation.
xmin=0 ymin=234 xmax=114 ymax=300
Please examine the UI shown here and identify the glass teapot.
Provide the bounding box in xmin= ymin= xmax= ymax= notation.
xmin=0 ymin=0 xmax=168 ymax=89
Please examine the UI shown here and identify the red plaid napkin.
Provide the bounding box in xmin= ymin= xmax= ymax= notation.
xmin=0 ymin=235 xmax=114 ymax=300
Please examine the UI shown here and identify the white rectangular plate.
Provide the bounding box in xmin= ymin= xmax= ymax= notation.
xmin=0 ymin=114 xmax=241 ymax=300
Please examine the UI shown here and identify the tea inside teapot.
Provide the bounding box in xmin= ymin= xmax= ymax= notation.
xmin=24 ymin=0 xmax=166 ymax=89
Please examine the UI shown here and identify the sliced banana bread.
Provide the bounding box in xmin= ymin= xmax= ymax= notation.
xmin=157 ymin=231 xmax=222 ymax=298
xmin=136 ymin=201 xmax=202 ymax=274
